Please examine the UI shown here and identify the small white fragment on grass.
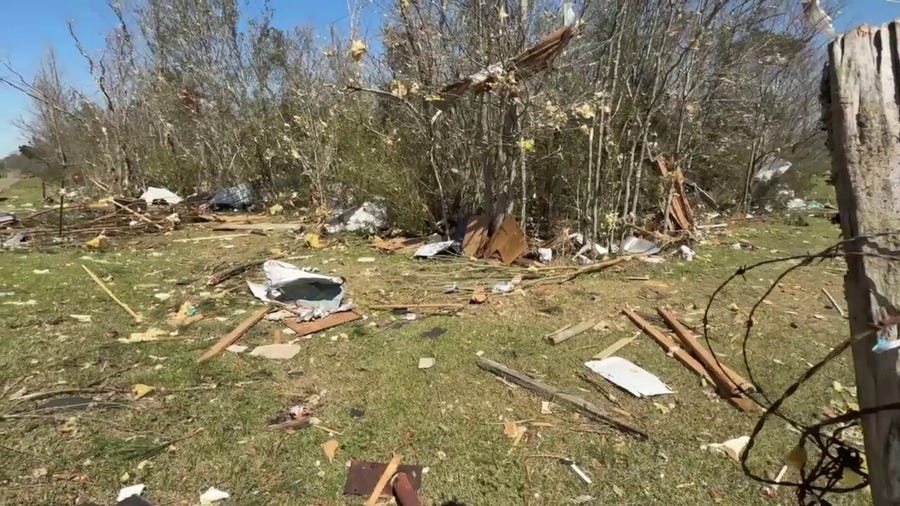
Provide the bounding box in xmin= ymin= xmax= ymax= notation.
xmin=32 ymin=269 xmax=50 ymax=275
xmin=226 ymin=345 xmax=248 ymax=353
xmin=116 ymin=484 xmax=146 ymax=502
xmin=418 ymin=357 xmax=435 ymax=369
xmin=704 ymin=435 xmax=750 ymax=462
xmin=118 ymin=328 xmax=167 ymax=343
xmin=249 ymin=343 xmax=301 ymax=360
xmin=3 ymin=300 xmax=36 ymax=306
xmin=541 ymin=401 xmax=553 ymax=415
xmin=154 ymin=292 xmax=173 ymax=301
xmin=70 ymin=314 xmax=93 ymax=323
xmin=199 ymin=486 xmax=230 ymax=504
xmin=357 ymin=257 xmax=376 ymax=263
xmin=476 ymin=350 xmax=484 ymax=357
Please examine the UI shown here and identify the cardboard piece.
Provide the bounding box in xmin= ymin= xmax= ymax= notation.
xmin=482 ymin=215 xmax=527 ymax=265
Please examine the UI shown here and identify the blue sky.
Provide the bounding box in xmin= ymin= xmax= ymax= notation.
xmin=0 ymin=0 xmax=896 ymax=156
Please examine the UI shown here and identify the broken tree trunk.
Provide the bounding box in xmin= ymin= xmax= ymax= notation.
xmin=826 ymin=23 xmax=900 ymax=505
xmin=476 ymin=357 xmax=647 ymax=439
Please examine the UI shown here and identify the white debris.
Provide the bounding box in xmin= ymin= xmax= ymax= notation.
xmin=803 ymin=0 xmax=835 ymax=36
xmin=704 ymin=436 xmax=751 ymax=462
xmin=584 ymin=357 xmax=673 ymax=398
xmin=199 ymin=486 xmax=230 ymax=504
xmin=414 ymin=240 xmax=455 ymax=258
xmin=324 ymin=201 xmax=387 ymax=234
xmin=116 ymin=484 xmax=146 ymax=502
xmin=678 ymin=245 xmax=695 ymax=261
xmin=418 ymin=357 xmax=435 ymax=369
xmin=249 ymin=344 xmax=302 ymax=360
xmin=538 ymin=247 xmax=553 ymax=262
xmin=140 ymin=186 xmax=182 ymax=205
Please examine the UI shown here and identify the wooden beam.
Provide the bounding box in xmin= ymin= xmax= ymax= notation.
xmin=545 ymin=319 xmax=599 ymax=345
xmin=623 ymin=310 xmax=713 ymax=385
xmin=475 ymin=356 xmax=647 ymax=439
xmin=197 ymin=305 xmax=270 ymax=363
xmin=826 ymin=23 xmax=900 ymax=504
xmin=365 ymin=454 xmax=402 ymax=506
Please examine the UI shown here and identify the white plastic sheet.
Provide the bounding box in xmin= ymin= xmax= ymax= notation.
xmin=247 ymin=260 xmax=347 ymax=320
xmin=584 ymin=357 xmax=673 ymax=398
xmin=621 ymin=236 xmax=661 ymax=255
xmin=414 ymin=240 xmax=455 ymax=258
xmin=139 ymin=186 xmax=182 ymax=205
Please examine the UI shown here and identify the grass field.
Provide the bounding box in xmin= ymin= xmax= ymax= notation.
xmin=0 ymin=179 xmax=866 ymax=505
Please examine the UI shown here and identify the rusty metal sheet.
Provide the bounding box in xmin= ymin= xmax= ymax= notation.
xmin=344 ymin=460 xmax=423 ymax=497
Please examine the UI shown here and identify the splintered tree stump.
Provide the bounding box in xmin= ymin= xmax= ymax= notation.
xmin=826 ymin=22 xmax=900 ymax=505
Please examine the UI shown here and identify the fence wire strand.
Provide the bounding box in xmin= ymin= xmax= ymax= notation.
xmin=700 ymin=230 xmax=900 ymax=505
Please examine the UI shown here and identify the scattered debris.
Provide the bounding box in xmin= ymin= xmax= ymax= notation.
xmin=199 ymin=486 xmax=230 ymax=504
xmin=584 ymin=357 xmax=673 ymax=398
xmin=166 ymin=301 xmax=203 ymax=327
xmin=545 ymin=319 xmax=601 ymax=345
xmin=226 ymin=344 xmax=248 ymax=353
xmin=482 ymin=215 xmax=528 ymax=265
xmin=3 ymin=231 xmax=27 ymax=248
xmin=621 ymin=236 xmax=661 ymax=255
xmin=657 ymin=156 xmax=696 ymax=233
xmin=197 ymin=305 xmax=270 ymax=363
xmin=492 ymin=281 xmax=516 ymax=294
xmin=678 ymin=245 xmax=695 ymax=261
xmin=117 ymin=484 xmax=147 ymax=502
xmin=370 ymin=303 xmax=464 ymax=311
xmin=305 ymin=233 xmax=324 ymax=249
xmin=69 ymin=314 xmax=93 ymax=323
xmin=704 ymin=436 xmax=750 ymax=462
xmin=211 ymin=183 xmax=254 ymax=210
xmin=249 ymin=343 xmax=301 ymax=360
xmin=344 ymin=459 xmax=423 ymax=501
xmin=541 ymin=401 xmax=553 ymax=415
xmin=461 ymin=214 xmax=491 ymax=257
xmin=560 ymin=457 xmax=592 ymax=485
xmin=131 ymin=384 xmax=155 ymax=399
xmin=414 ymin=240 xmax=456 ymax=258
xmin=593 ymin=332 xmax=640 ymax=360
xmin=82 ymin=264 xmax=142 ymax=322
xmin=357 ymin=256 xmax=376 ymax=263
xmin=283 ymin=310 xmax=362 ymax=337
xmin=118 ymin=327 xmax=168 ymax=344
xmin=371 ymin=236 xmax=424 ymax=254
xmin=139 ymin=187 xmax=182 ymax=205
xmin=0 ymin=211 xmax=17 ymax=228
xmin=325 ymin=201 xmax=388 ymax=234
xmin=476 ymin=356 xmax=647 ymax=438
xmin=247 ymin=260 xmax=347 ymax=320
xmin=821 ymin=288 xmax=846 ymax=318
xmin=349 ymin=407 xmax=365 ymax=418
xmin=538 ymin=247 xmax=553 ymax=262
xmin=323 ymin=439 xmax=340 ymax=462
xmin=418 ymin=357 xmax=435 ymax=369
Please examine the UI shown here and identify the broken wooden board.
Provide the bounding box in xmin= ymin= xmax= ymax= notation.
xmin=462 ymin=214 xmax=491 ymax=258
xmin=344 ymin=460 xmax=423 ymax=498
xmin=371 ymin=236 xmax=425 ymax=254
xmin=209 ymin=222 xmax=305 ymax=232
xmin=545 ymin=319 xmax=599 ymax=345
xmin=283 ymin=310 xmax=362 ymax=337
xmin=623 ymin=309 xmax=714 ymax=385
xmin=197 ymin=305 xmax=270 ymax=363
xmin=476 ymin=356 xmax=647 ymax=439
xmin=657 ymin=156 xmax=695 ymax=233
xmin=482 ymin=215 xmax=528 ymax=265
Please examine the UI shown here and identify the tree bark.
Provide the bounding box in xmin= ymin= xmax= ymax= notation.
xmin=827 ymin=23 xmax=900 ymax=505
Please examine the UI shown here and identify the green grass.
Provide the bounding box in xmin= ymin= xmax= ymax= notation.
xmin=0 ymin=179 xmax=867 ymax=505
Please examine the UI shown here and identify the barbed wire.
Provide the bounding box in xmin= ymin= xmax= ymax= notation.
xmin=700 ymin=230 xmax=900 ymax=504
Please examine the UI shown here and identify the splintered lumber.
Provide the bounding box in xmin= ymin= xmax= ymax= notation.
xmin=545 ymin=319 xmax=599 ymax=345
xmin=475 ymin=357 xmax=647 ymax=439
xmin=365 ymin=454 xmax=403 ymax=506
xmin=283 ymin=310 xmax=362 ymax=337
xmin=369 ymin=303 xmax=465 ymax=310
xmin=81 ymin=264 xmax=142 ymax=322
xmin=623 ymin=310 xmax=713 ymax=384
xmin=592 ymin=332 xmax=640 ymax=360
xmin=519 ymin=256 xmax=633 ymax=287
xmin=112 ymin=199 xmax=164 ymax=230
xmin=821 ymin=287 xmax=847 ymax=318
xmin=656 ymin=307 xmax=752 ymax=395
xmin=210 ymin=222 xmax=304 ymax=232
xmin=197 ymin=305 xmax=270 ymax=363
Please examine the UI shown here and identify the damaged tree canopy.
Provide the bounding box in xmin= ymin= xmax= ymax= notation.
xmin=440 ymin=26 xmax=575 ymax=102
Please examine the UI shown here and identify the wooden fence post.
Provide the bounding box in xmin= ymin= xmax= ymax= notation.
xmin=827 ymin=23 xmax=900 ymax=504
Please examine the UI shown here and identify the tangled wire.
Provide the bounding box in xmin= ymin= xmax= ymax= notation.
xmin=701 ymin=231 xmax=900 ymax=505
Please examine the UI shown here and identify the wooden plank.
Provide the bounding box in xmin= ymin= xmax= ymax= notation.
xmin=369 ymin=303 xmax=465 ymax=310
xmin=475 ymin=356 xmax=648 ymax=439
xmin=197 ymin=305 xmax=270 ymax=363
xmin=592 ymin=332 xmax=639 ymax=360
xmin=826 ymin=24 xmax=900 ymax=505
xmin=283 ymin=311 xmax=362 ymax=337
xmin=365 ymin=454 xmax=402 ymax=506
xmin=623 ymin=310 xmax=713 ymax=385
xmin=546 ymin=319 xmax=598 ymax=345
xmin=656 ymin=307 xmax=750 ymax=396
xmin=210 ymin=222 xmax=304 ymax=231
xmin=82 ymin=264 xmax=142 ymax=322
